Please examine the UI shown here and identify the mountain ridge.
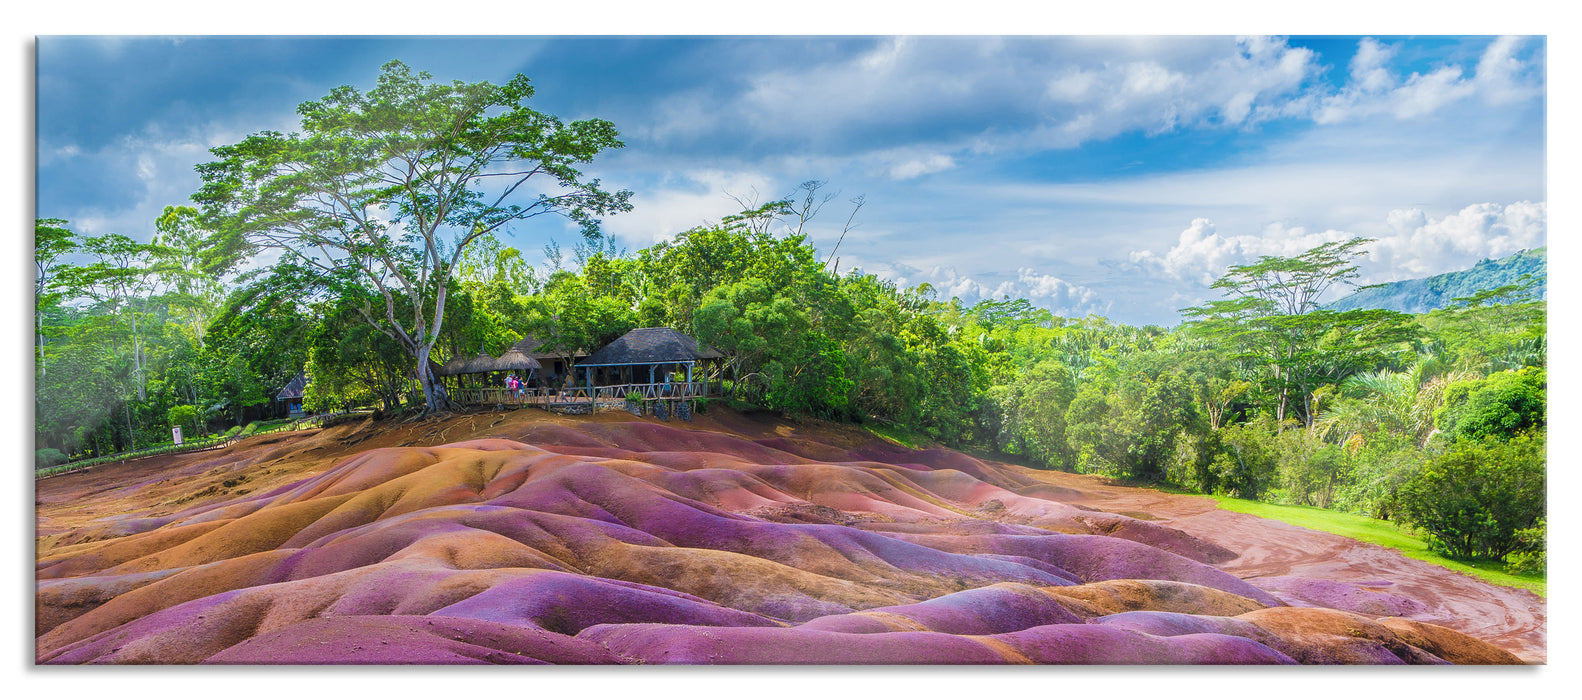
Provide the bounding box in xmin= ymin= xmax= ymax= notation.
xmin=1327 ymin=248 xmax=1547 ymax=314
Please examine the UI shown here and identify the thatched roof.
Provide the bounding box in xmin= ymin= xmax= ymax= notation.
xmin=438 ymin=350 xmax=541 ymax=376
xmin=483 ymin=348 xmax=542 ymax=372
xmin=510 ymin=334 xmax=585 ymax=360
xmin=276 ymin=372 xmax=308 ymax=400
xmin=437 ymin=355 xmax=470 ymax=377
xmin=459 ymin=352 xmax=498 ymax=375
xmin=580 ymin=327 xmax=722 ymax=367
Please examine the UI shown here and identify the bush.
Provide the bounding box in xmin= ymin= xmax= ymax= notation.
xmin=1267 ymin=427 xmax=1351 ymax=508
xmin=167 ymin=404 xmax=199 ymax=430
xmin=1437 ymin=367 xmax=1545 ymax=444
xmin=1504 ymin=519 xmax=1546 ymax=575
xmin=35 ymin=448 xmax=68 ymax=468
xmin=223 ymin=425 xmax=244 ymax=438
xmin=1396 ymin=432 xmax=1544 ymax=560
xmin=1210 ymin=423 xmax=1279 ymax=500
xmin=239 ymin=422 xmax=260 ymax=438
xmin=1329 ymin=431 xmax=1425 ymax=521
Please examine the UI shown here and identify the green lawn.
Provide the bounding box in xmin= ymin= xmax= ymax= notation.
xmin=1202 ymin=494 xmax=1545 ymax=597
xmin=864 ymin=422 xmax=931 ymax=450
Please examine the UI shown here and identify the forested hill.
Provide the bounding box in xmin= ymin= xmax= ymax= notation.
xmin=1327 ymin=248 xmax=1547 ymax=314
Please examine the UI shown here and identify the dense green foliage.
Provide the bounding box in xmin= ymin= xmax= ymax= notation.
xmin=1395 ymin=433 xmax=1545 ymax=560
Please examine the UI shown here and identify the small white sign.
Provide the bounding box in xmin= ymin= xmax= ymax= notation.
xmin=173 ymin=426 xmax=183 ymax=445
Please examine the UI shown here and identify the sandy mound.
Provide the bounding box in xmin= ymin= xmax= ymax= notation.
xmin=35 ymin=409 xmax=1539 ymax=664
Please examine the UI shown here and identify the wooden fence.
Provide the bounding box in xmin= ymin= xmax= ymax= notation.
xmin=449 ymin=381 xmax=721 ymax=407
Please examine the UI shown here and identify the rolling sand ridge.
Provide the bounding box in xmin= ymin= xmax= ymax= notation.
xmin=34 ymin=408 xmax=1545 ymax=664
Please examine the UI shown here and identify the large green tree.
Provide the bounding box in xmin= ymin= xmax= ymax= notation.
xmin=1184 ymin=238 xmax=1418 ymax=428
xmin=194 ymin=60 xmax=631 ymax=413
xmin=34 ymin=218 xmax=79 ymax=379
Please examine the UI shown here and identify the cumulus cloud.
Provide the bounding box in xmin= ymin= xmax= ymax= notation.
xmin=877 ymin=263 xmax=1107 ymax=318
xmin=1128 ymin=201 xmax=1547 ymax=298
xmin=1368 ymin=201 xmax=1546 ymax=280
xmin=597 ymin=169 xmax=779 ymax=245
xmin=1129 ymin=218 xmax=1354 ymax=286
xmin=1314 ymin=36 xmax=1541 ymax=124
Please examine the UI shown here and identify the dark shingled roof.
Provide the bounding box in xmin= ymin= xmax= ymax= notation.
xmin=579 ymin=327 xmax=722 ymax=366
xmin=276 ymin=372 xmax=308 ymax=400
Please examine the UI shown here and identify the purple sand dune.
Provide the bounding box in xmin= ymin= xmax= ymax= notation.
xmin=36 ymin=430 xmax=1522 ymax=665
xmin=991 ymin=624 xmax=1299 ymax=664
xmin=432 ymin=569 xmax=783 ymax=633
xmin=1094 ymin=610 xmax=1299 ymax=657
xmin=579 ymin=623 xmax=1012 ymax=664
xmin=1251 ymin=576 xmax=1429 ymax=617
xmin=205 ymin=615 xmax=617 ymax=665
xmin=874 ymin=532 xmax=1285 ymax=607
xmin=797 ymin=583 xmax=1086 ymax=635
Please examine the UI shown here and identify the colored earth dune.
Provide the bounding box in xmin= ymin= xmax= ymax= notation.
xmin=35 ymin=411 xmax=1536 ymax=665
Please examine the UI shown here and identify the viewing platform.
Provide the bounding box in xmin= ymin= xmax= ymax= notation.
xmin=449 ymin=381 xmax=722 ymax=410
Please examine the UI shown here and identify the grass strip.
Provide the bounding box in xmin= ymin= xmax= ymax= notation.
xmin=1202 ymin=493 xmax=1545 ymax=597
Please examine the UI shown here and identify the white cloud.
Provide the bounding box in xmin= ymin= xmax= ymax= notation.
xmin=1128 ymin=201 xmax=1547 ymax=296
xmin=1129 ymin=218 xmax=1353 ymax=286
xmin=1315 ymin=36 xmax=1540 ymax=125
xmin=1368 ymin=201 xmax=1546 ymax=280
xmin=598 ymin=169 xmax=778 ymax=245
xmin=881 ymin=264 xmax=1108 ymax=318
xmin=886 ymin=154 xmax=955 ymax=180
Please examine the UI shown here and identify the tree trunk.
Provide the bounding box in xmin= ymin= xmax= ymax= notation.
xmin=125 ymin=402 xmax=137 ymax=451
xmin=416 ymin=345 xmax=450 ymax=414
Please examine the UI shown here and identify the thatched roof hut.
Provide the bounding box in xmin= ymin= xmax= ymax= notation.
xmin=458 ymin=352 xmax=498 ymax=375
xmin=436 ymin=350 xmax=540 ymax=377
xmin=481 ymin=348 xmax=542 ymax=372
xmin=437 ymin=355 xmax=470 ymax=377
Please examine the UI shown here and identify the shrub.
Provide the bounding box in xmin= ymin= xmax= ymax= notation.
xmin=1436 ymin=367 xmax=1545 ymax=444
xmin=1329 ymin=431 xmax=1424 ymax=521
xmin=240 ymin=422 xmax=261 ymax=438
xmin=1210 ymin=423 xmax=1279 ymax=500
xmin=1277 ymin=434 xmax=1349 ymax=509
xmin=167 ymin=404 xmax=199 ymax=430
xmin=223 ymin=425 xmax=244 ymax=438
xmin=1396 ymin=432 xmax=1545 ymax=560
xmin=35 ymin=448 xmax=68 ymax=468
xmin=1504 ymin=519 xmax=1546 ymax=575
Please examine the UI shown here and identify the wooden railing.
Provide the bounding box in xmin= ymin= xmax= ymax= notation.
xmin=449 ymin=381 xmax=720 ymax=407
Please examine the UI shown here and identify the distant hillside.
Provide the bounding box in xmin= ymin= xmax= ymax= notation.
xmin=1327 ymin=248 xmax=1547 ymax=314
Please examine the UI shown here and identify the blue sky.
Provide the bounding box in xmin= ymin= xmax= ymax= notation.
xmin=34 ymin=34 xmax=1547 ymax=326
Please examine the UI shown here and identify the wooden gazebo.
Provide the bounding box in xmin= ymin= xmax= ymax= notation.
xmin=575 ymin=327 xmax=723 ymax=396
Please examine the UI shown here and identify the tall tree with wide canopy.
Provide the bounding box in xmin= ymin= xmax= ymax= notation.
xmin=34 ymin=218 xmax=79 ymax=379
xmin=1183 ymin=238 xmax=1418 ymax=428
xmin=194 ymin=60 xmax=632 ymax=413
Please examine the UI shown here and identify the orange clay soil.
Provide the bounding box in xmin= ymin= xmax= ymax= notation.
xmin=34 ymin=407 xmax=1543 ymax=664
